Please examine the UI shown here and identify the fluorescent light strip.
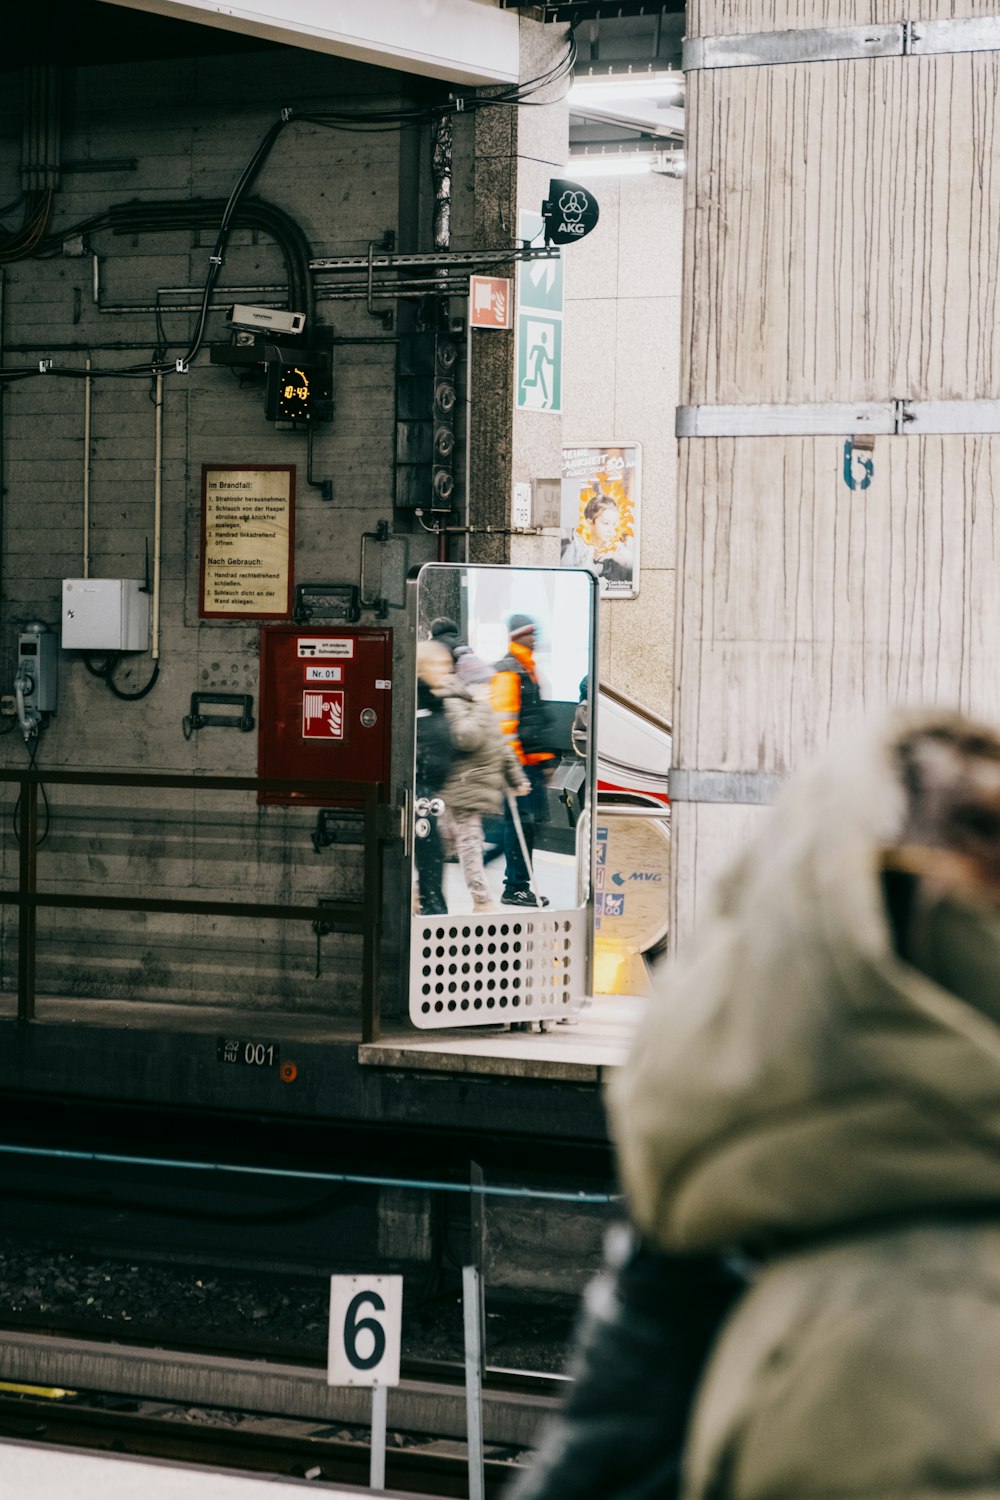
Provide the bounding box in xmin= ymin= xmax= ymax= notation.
xmin=568 ymin=156 xmax=654 ymax=177
xmin=567 ymin=151 xmax=685 ymax=178
xmin=569 ymin=79 xmax=681 ymax=104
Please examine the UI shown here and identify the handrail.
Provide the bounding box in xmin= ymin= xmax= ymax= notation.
xmin=594 ymin=803 xmax=670 ymax=819
xmin=598 ymin=680 xmax=672 ymax=738
xmin=0 ymin=769 xmax=384 ymax=1042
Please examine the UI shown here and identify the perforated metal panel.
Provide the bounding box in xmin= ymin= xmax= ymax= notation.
xmin=409 ymin=907 xmax=589 ymax=1028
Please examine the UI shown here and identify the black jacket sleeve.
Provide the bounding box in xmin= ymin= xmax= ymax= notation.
xmin=506 ymin=1226 xmax=748 ymax=1500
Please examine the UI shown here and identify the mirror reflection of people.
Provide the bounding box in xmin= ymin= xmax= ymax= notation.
xmin=561 ymin=492 xmax=634 ymax=586
xmin=568 ymin=675 xmax=590 ymax=814
xmin=429 ymin=616 xmax=491 ymax=689
xmin=428 ymin=616 xmax=504 ymax=866
xmin=572 ymin=675 xmax=589 ymax=760
xmin=414 ymin=640 xmax=455 ymax=916
xmin=490 ymin=614 xmax=554 ymax=908
xmin=431 ymin=645 xmax=530 ymax=914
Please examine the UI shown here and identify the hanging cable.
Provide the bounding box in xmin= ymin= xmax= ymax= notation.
xmin=11 ymin=734 xmax=51 ymax=848
xmin=0 ymin=26 xmax=576 ymax=388
xmin=83 ymin=652 xmax=161 ymax=701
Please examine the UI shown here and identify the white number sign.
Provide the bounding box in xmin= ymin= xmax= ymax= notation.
xmin=327 ymin=1275 xmax=403 ymax=1387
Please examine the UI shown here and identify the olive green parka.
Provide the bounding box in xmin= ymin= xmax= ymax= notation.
xmin=435 ymin=676 xmax=526 ymax=817
xmin=608 ymin=714 xmax=1000 ymax=1500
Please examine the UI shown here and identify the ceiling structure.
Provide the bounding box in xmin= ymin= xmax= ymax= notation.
xmin=95 ymin=0 xmax=521 ymax=86
xmin=2 ymin=0 xmax=686 ymax=170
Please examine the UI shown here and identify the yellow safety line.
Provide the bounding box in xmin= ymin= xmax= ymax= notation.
xmin=0 ymin=1382 xmax=76 ymax=1399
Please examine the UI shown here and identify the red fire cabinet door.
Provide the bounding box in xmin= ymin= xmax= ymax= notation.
xmin=258 ymin=625 xmax=392 ymax=805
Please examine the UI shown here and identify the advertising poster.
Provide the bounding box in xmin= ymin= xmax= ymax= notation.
xmin=560 ymin=444 xmax=640 ymax=598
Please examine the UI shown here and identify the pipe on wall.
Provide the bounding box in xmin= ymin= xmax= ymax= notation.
xmin=82 ymin=356 xmax=91 ymax=578
xmin=152 ymin=372 xmax=162 ymax=660
xmin=431 ymin=115 xmax=454 ymax=565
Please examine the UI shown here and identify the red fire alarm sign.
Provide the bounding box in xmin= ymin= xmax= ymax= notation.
xmin=302 ymin=689 xmax=344 ymax=739
xmin=469 ymin=275 xmax=513 ymax=329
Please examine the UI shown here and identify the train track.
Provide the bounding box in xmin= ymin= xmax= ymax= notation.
xmin=0 ymin=1323 xmax=565 ymax=1493
xmin=0 ymin=1386 xmax=518 ymax=1496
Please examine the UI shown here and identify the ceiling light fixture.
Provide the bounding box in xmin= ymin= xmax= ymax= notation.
xmin=567 ymin=149 xmax=685 ymax=179
xmin=568 ymin=70 xmax=684 ymax=106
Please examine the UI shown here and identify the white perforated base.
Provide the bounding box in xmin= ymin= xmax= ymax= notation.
xmin=408 ymin=907 xmax=589 ymax=1028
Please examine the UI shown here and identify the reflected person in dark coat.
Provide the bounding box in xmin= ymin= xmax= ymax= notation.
xmin=414 ymin=640 xmax=456 ymax=916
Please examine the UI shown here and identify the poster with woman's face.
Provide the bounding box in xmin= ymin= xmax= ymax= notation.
xmin=559 ymin=444 xmax=641 ymax=599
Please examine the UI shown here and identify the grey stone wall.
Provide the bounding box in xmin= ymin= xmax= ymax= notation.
xmin=0 ymin=26 xmax=673 ymax=1020
xmin=0 ymin=43 xmax=441 ymax=1014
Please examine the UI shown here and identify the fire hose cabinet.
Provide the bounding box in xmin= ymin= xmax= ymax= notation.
xmin=257 ymin=625 xmax=392 ymax=805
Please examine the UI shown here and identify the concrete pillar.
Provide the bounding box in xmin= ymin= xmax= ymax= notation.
xmin=464 ymin=16 xmax=569 ymax=566
xmin=674 ymin=5 xmax=1000 ymax=935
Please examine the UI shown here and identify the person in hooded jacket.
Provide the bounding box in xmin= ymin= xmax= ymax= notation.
xmin=429 ymin=616 xmax=492 ymax=691
xmin=413 ymin=640 xmax=457 ymax=916
xmin=429 ymin=642 xmax=529 ymax=912
xmin=601 ymin=709 xmax=1000 ymax=1500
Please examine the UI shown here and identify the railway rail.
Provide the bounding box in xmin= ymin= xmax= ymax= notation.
xmin=0 ymin=1385 xmax=520 ymax=1496
xmin=0 ymin=1330 xmax=564 ymax=1496
xmin=0 ymin=1319 xmax=565 ymax=1440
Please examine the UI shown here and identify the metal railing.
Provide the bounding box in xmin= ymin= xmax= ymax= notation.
xmin=597 ymin=680 xmax=672 ymax=737
xmin=594 ymin=802 xmax=670 ymax=820
xmin=0 ymin=769 xmax=384 ymax=1041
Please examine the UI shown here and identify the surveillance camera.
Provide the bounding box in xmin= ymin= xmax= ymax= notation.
xmin=227 ymin=305 xmax=306 ymax=336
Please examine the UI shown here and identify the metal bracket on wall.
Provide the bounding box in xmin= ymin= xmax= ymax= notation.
xmin=677 ymin=399 xmax=1000 ymax=438
xmin=309 ymin=242 xmax=560 ymax=307
xmin=668 ymin=769 xmax=786 ymax=805
xmin=683 ymin=17 xmax=1000 ymax=71
xmin=293 ymin=583 xmax=361 ymax=625
xmin=676 ymin=402 xmax=896 ymax=438
xmin=310 ymin=807 xmax=369 ymax=851
xmin=367 ymin=231 xmax=396 ymax=330
xmin=312 ymin=896 xmax=338 ymax=979
xmin=182 ymin=693 xmax=255 ymax=739
xmin=360 ymin=521 xmax=406 ymax=619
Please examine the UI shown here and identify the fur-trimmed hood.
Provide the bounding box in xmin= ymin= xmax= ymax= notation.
xmin=609 ymin=710 xmax=1000 ymax=1253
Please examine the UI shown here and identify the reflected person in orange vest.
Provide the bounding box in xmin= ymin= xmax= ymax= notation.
xmin=490 ymin=615 xmax=555 ymax=908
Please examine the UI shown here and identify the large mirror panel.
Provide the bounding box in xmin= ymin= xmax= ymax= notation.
xmin=409 ymin=564 xmax=597 ymax=1029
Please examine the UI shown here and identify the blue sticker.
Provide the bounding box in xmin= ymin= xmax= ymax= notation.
xmin=843 ymin=439 xmax=874 ymax=492
xmin=595 ymin=841 xmax=607 ymax=866
xmin=604 ymin=893 xmax=625 ymax=918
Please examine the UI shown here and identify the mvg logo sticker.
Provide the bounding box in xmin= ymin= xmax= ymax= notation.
xmin=302 ymin=690 xmax=345 ymax=740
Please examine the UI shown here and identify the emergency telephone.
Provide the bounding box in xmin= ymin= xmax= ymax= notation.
xmin=14 ymin=622 xmax=57 ymax=742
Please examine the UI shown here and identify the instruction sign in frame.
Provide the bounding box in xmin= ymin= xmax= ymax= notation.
xmin=200 ymin=464 xmax=295 ymax=619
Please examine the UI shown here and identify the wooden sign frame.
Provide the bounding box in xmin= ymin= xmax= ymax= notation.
xmin=199 ymin=464 xmax=295 ymax=620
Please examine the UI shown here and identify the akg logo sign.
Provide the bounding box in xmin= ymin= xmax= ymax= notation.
xmin=542 ymin=178 xmax=600 ymax=246
xmin=557 ymin=189 xmax=590 ymax=236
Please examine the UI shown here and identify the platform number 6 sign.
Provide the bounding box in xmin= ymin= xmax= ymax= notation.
xmin=328 ymin=1275 xmax=403 ymax=1387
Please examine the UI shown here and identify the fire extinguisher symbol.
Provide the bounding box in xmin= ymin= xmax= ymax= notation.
xmin=302 ymin=689 xmax=345 ymax=740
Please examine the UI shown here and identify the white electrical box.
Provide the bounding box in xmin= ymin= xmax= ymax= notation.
xmin=61 ymin=579 xmax=150 ymax=652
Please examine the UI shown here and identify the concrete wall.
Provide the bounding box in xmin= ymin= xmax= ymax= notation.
xmin=0 ymin=23 xmax=674 ymax=1017
xmin=563 ymin=172 xmax=682 ymax=724
xmin=0 ymin=42 xmax=441 ymax=1013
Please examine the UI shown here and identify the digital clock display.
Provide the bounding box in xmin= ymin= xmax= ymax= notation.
xmin=264 ymin=349 xmax=331 ymax=423
xmin=275 ymin=364 xmax=310 ymax=419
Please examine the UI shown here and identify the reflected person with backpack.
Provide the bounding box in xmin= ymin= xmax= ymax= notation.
xmin=490 ymin=614 xmax=555 ymax=909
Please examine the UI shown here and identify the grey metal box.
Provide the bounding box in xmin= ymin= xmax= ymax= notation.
xmin=61 ymin=579 xmax=150 ymax=652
